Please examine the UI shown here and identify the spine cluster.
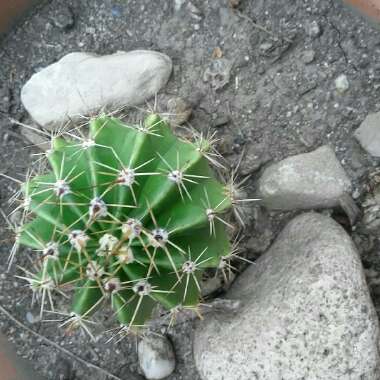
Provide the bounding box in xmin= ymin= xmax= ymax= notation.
xmin=8 ymin=113 xmax=251 ymax=338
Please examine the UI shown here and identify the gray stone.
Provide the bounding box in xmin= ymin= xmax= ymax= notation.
xmin=0 ymin=85 xmax=10 ymax=113
xmin=259 ymin=42 xmax=273 ymax=53
xmin=212 ymin=114 xmax=230 ymax=128
xmin=167 ymin=97 xmax=192 ymax=125
xmin=21 ymin=51 xmax=172 ymax=129
xmin=201 ymin=276 xmax=223 ymax=297
xmin=25 ymin=311 xmax=34 ymax=324
xmin=240 ymin=143 xmax=271 ymax=175
xmin=138 ymin=334 xmax=175 ymax=380
xmin=51 ymin=6 xmax=75 ymax=31
xmin=174 ymin=0 xmax=186 ymax=11
xmin=203 ymin=59 xmax=232 ymax=90
xmin=258 ymin=145 xmax=351 ymax=210
xmin=335 ymin=74 xmax=349 ymax=93
xmin=25 ymin=311 xmax=41 ymax=324
xmin=194 ymin=213 xmax=380 ymax=380
xmin=306 ymin=20 xmax=322 ymax=38
xmin=354 ymin=112 xmax=380 ymax=157
xmin=301 ymin=49 xmax=316 ymax=64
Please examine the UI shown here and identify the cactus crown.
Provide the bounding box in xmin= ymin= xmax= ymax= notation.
xmin=14 ymin=114 xmax=237 ymax=336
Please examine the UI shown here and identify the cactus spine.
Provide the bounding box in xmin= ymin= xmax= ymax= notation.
xmin=12 ymin=113 xmax=242 ymax=337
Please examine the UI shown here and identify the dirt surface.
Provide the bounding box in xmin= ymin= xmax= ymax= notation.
xmin=1 ymin=0 xmax=380 ymax=379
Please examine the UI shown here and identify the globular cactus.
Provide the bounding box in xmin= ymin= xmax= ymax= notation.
xmin=12 ymin=113 xmax=246 ymax=337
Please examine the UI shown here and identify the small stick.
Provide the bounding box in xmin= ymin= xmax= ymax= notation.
xmin=235 ymin=10 xmax=293 ymax=44
xmin=0 ymin=303 xmax=134 ymax=380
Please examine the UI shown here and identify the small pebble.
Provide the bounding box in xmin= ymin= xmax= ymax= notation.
xmin=26 ymin=312 xmax=40 ymax=324
xmin=174 ymin=0 xmax=186 ymax=11
xmin=306 ymin=20 xmax=321 ymax=38
xmin=212 ymin=114 xmax=230 ymax=128
xmin=302 ymin=50 xmax=315 ymax=64
xmin=52 ymin=6 xmax=75 ymax=31
xmin=354 ymin=111 xmax=380 ymax=157
xmin=0 ymin=86 xmax=10 ymax=113
xmin=352 ymin=189 xmax=361 ymax=199
xmin=201 ymin=276 xmax=223 ymax=296
xmin=203 ymin=58 xmax=233 ymax=89
xmin=259 ymin=42 xmax=273 ymax=53
xmin=257 ymin=66 xmax=265 ymax=75
xmin=138 ymin=334 xmax=175 ymax=380
xmin=167 ymin=97 xmax=192 ymax=125
xmin=187 ymin=2 xmax=202 ymax=16
xmin=335 ymin=74 xmax=349 ymax=94
xmin=111 ymin=5 xmax=123 ymax=17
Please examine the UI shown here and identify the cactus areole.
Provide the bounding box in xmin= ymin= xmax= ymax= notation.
xmin=15 ymin=114 xmax=237 ymax=336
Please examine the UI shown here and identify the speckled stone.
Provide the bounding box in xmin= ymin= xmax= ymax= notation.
xmin=194 ymin=213 xmax=380 ymax=380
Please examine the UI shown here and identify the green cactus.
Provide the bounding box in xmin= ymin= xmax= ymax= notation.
xmin=13 ymin=113 xmax=241 ymax=336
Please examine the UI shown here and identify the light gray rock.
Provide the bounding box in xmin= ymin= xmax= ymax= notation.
xmin=259 ymin=42 xmax=273 ymax=53
xmin=194 ymin=213 xmax=380 ymax=380
xmin=258 ymin=145 xmax=351 ymax=210
xmin=203 ymin=58 xmax=232 ymax=89
xmin=51 ymin=6 xmax=75 ymax=31
xmin=305 ymin=20 xmax=322 ymax=38
xmin=138 ymin=334 xmax=175 ymax=380
xmin=354 ymin=112 xmax=380 ymax=157
xmin=21 ymin=50 xmax=172 ymax=129
xmin=335 ymin=74 xmax=349 ymax=93
xmin=301 ymin=49 xmax=316 ymax=64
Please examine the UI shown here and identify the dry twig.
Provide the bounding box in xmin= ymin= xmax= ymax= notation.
xmin=235 ymin=10 xmax=293 ymax=44
xmin=0 ymin=303 xmax=132 ymax=380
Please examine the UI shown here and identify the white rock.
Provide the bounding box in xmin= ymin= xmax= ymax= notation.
xmin=306 ymin=20 xmax=321 ymax=38
xmin=301 ymin=49 xmax=315 ymax=64
xmin=25 ymin=311 xmax=35 ymax=324
xmin=335 ymin=74 xmax=349 ymax=93
xmin=258 ymin=145 xmax=351 ymax=210
xmin=259 ymin=42 xmax=273 ymax=52
xmin=354 ymin=111 xmax=380 ymax=157
xmin=194 ymin=212 xmax=380 ymax=380
xmin=174 ymin=0 xmax=186 ymax=11
xmin=138 ymin=334 xmax=175 ymax=380
xmin=21 ymin=50 xmax=172 ymax=129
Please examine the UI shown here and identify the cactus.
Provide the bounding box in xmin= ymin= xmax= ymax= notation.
xmin=12 ymin=113 xmax=246 ymax=337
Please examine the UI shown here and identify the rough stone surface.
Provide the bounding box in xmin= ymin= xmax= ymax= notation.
xmin=354 ymin=112 xmax=380 ymax=157
xmin=194 ymin=213 xmax=380 ymax=380
xmin=138 ymin=334 xmax=176 ymax=380
xmin=258 ymin=145 xmax=352 ymax=210
xmin=21 ymin=50 xmax=172 ymax=129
